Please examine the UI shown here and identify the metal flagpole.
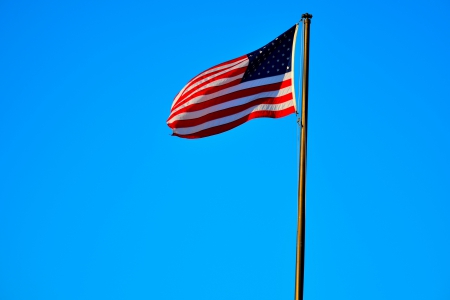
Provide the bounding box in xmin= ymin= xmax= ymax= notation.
xmin=295 ymin=12 xmax=312 ymax=300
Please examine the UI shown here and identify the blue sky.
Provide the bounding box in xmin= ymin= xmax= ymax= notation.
xmin=1 ymin=0 xmax=450 ymax=299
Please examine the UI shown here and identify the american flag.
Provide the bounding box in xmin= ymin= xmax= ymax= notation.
xmin=167 ymin=24 xmax=298 ymax=139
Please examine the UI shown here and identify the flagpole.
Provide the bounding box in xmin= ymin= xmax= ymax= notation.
xmin=295 ymin=12 xmax=312 ymax=300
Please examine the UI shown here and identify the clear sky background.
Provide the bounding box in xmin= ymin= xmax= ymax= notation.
xmin=1 ymin=0 xmax=450 ymax=299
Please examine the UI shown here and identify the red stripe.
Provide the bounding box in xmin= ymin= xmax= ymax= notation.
xmin=168 ymin=79 xmax=292 ymax=121
xmin=183 ymin=61 xmax=243 ymax=94
xmin=196 ymin=55 xmax=246 ymax=75
xmin=173 ymin=66 xmax=247 ymax=111
xmin=172 ymin=106 xmax=295 ymax=139
xmin=182 ymin=56 xmax=247 ymax=94
xmin=168 ymin=93 xmax=293 ymax=129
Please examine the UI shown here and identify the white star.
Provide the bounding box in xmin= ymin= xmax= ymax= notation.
xmin=282 ymin=63 xmax=285 ymax=66
xmin=260 ymin=51 xmax=262 ymax=53
xmin=277 ymin=69 xmax=279 ymax=71
xmin=287 ymin=66 xmax=289 ymax=69
xmin=287 ymin=57 xmax=289 ymax=60
xmin=288 ymin=39 xmax=291 ymax=41
xmin=277 ymin=59 xmax=279 ymax=62
xmin=263 ymin=67 xmax=265 ymax=69
xmin=288 ymin=48 xmax=290 ymax=50
xmin=258 ymin=72 xmax=260 ymax=75
xmin=267 ymin=71 xmax=270 ymax=73
xmin=282 ymin=54 xmax=285 ymax=56
xmin=283 ymin=44 xmax=285 ymax=47
xmin=272 ymin=65 xmax=274 ymax=68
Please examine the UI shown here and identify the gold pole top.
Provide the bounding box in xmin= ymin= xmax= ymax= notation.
xmin=301 ymin=13 xmax=313 ymax=20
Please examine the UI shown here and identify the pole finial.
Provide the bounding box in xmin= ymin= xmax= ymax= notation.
xmin=301 ymin=13 xmax=313 ymax=19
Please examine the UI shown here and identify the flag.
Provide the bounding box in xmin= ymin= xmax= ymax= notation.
xmin=167 ymin=24 xmax=299 ymax=139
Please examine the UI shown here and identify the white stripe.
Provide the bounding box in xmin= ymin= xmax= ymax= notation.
xmin=171 ymin=58 xmax=246 ymax=110
xmin=173 ymin=101 xmax=294 ymax=135
xmin=170 ymin=73 xmax=292 ymax=118
xmin=182 ymin=59 xmax=249 ymax=96
xmin=291 ymin=24 xmax=299 ymax=112
xmin=188 ymin=57 xmax=247 ymax=84
xmin=171 ymin=58 xmax=247 ymax=110
xmin=181 ymin=73 xmax=244 ymax=100
xmin=168 ymin=86 xmax=292 ymax=123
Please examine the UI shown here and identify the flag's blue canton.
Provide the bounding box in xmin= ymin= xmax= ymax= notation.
xmin=241 ymin=25 xmax=296 ymax=83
